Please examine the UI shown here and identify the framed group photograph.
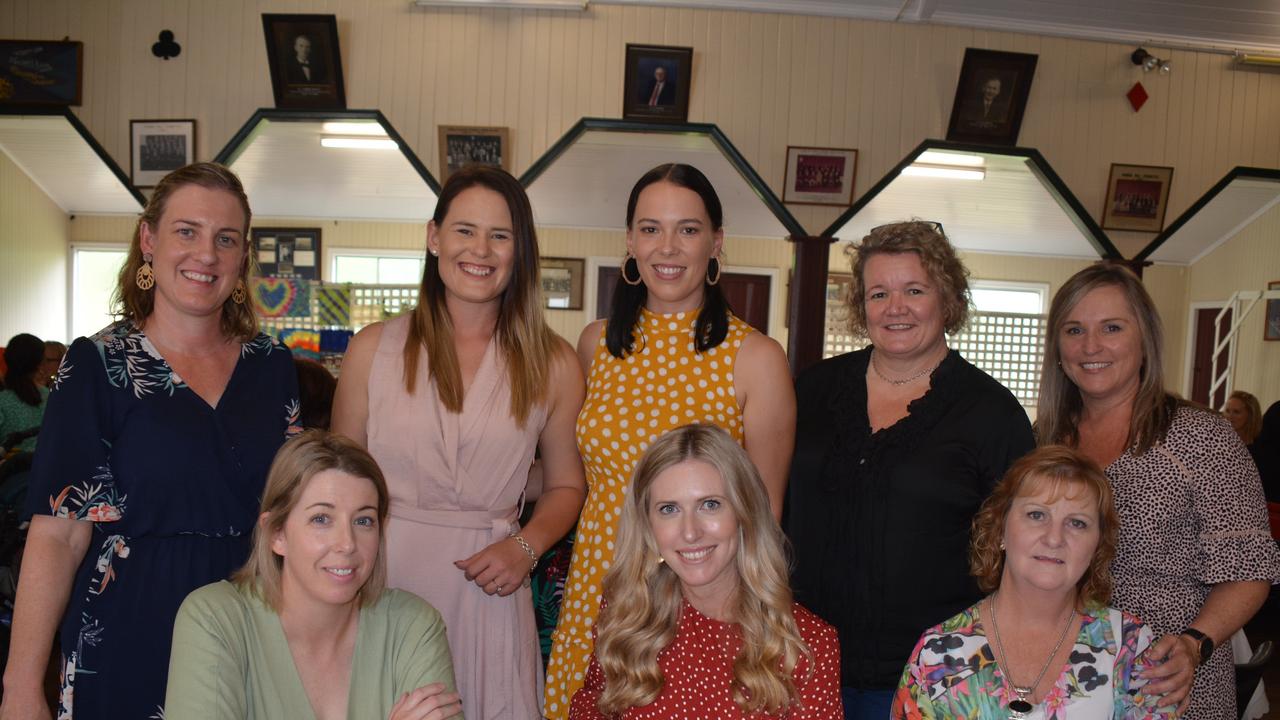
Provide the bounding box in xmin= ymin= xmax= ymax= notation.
xmin=783 ymin=146 xmax=858 ymax=206
xmin=262 ymin=14 xmax=346 ymax=110
xmin=540 ymin=257 xmax=584 ymax=310
xmin=946 ymin=48 xmax=1039 ymax=146
xmin=0 ymin=40 xmax=83 ymax=106
xmin=1100 ymin=163 xmax=1174 ymax=233
xmin=130 ymin=120 xmax=195 ymax=188
xmin=437 ymin=125 xmax=510 ymax=182
xmin=1265 ymin=280 xmax=1280 ymax=342
xmin=622 ymin=44 xmax=693 ymax=124
xmin=253 ymin=227 xmax=321 ymax=281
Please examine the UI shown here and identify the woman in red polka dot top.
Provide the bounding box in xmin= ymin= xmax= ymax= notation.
xmin=569 ymin=424 xmax=843 ymax=719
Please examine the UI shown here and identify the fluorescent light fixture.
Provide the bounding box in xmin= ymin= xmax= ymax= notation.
xmin=321 ymin=121 xmax=388 ymax=136
xmin=915 ymin=150 xmax=985 ymax=167
xmin=320 ymin=137 xmax=399 ymax=150
xmin=412 ymin=0 xmax=587 ymax=9
xmin=1237 ymin=52 xmax=1280 ymax=67
xmin=902 ymin=165 xmax=985 ymax=181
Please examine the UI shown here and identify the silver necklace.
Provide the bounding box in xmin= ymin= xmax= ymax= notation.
xmin=869 ymin=349 xmax=943 ymax=386
xmin=987 ymin=593 xmax=1077 ymax=719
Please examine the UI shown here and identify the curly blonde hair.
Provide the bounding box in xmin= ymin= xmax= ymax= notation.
xmin=593 ymin=424 xmax=811 ymax=716
xmin=843 ymin=220 xmax=972 ymax=338
xmin=970 ymin=445 xmax=1117 ymax=607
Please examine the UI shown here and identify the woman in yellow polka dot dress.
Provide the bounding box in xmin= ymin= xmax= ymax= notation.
xmin=542 ymin=163 xmax=796 ymax=718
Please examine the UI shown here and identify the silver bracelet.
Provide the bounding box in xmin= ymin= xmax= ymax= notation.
xmin=510 ymin=534 xmax=538 ymax=573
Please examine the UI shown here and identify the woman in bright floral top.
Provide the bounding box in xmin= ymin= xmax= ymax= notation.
xmin=894 ymin=446 xmax=1174 ymax=719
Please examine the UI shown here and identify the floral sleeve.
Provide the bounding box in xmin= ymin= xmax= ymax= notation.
xmin=892 ymin=634 xmax=936 ymax=720
xmin=24 ymin=337 xmax=126 ymax=525
xmin=1114 ymin=610 xmax=1177 ymax=719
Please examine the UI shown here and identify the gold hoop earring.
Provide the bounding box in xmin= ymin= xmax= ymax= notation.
xmin=135 ymin=255 xmax=155 ymax=290
xmin=706 ymin=256 xmax=722 ymax=286
xmin=621 ymin=254 xmax=643 ymax=286
xmin=231 ymin=279 xmax=247 ymax=305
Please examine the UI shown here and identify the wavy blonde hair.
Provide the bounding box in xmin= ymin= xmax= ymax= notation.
xmin=233 ymin=431 xmax=390 ymax=612
xmin=593 ymin=424 xmax=811 ymax=716
xmin=970 ymin=445 xmax=1118 ymax=607
xmin=403 ymin=166 xmax=557 ymax=425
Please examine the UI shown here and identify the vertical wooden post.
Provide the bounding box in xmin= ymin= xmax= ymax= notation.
xmin=786 ymin=234 xmax=836 ymax=377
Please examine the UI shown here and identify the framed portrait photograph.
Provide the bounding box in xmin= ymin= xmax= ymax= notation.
xmin=783 ymin=146 xmax=858 ymax=206
xmin=945 ymin=48 xmax=1039 ymax=146
xmin=253 ymin=227 xmax=322 ymax=281
xmin=1265 ymin=281 xmax=1280 ymax=342
xmin=0 ymin=40 xmax=82 ymax=105
xmin=622 ymin=44 xmax=693 ymax=124
xmin=540 ymin=257 xmax=584 ymax=310
xmin=437 ymin=125 xmax=510 ymax=182
xmin=262 ymin=14 xmax=346 ymax=110
xmin=1100 ymin=163 xmax=1174 ymax=233
xmin=130 ymin=120 xmax=195 ymax=188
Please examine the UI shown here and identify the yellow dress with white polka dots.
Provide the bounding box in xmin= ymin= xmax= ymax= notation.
xmin=542 ymin=308 xmax=750 ymax=719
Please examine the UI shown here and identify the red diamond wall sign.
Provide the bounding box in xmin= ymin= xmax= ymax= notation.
xmin=1127 ymin=82 xmax=1149 ymax=112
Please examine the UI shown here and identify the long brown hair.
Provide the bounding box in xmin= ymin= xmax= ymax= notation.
xmin=1037 ymin=263 xmax=1177 ymax=454
xmin=403 ymin=166 xmax=557 ymax=425
xmin=594 ymin=424 xmax=810 ymax=716
xmin=113 ymin=162 xmax=257 ymax=341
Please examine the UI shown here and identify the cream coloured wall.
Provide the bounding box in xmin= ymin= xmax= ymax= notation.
xmin=1185 ymin=202 xmax=1280 ymax=409
xmin=3 ymin=1 xmax=1279 ymax=258
xmin=0 ymin=152 xmax=69 ymax=343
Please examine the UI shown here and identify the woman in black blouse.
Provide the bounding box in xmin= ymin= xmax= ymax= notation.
xmin=786 ymin=221 xmax=1034 ymax=720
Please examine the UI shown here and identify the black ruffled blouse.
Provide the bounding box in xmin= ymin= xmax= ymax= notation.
xmin=785 ymin=347 xmax=1034 ymax=690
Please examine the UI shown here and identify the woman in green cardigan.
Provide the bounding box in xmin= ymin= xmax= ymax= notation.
xmin=165 ymin=431 xmax=463 ymax=720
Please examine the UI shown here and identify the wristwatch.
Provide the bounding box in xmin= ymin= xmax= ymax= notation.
xmin=1181 ymin=628 xmax=1213 ymax=666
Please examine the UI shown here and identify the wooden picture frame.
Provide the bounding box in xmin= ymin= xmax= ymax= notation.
xmin=540 ymin=257 xmax=584 ymax=310
xmin=129 ymin=119 xmax=196 ymax=188
xmin=0 ymin=40 xmax=83 ymax=106
xmin=946 ymin=48 xmax=1038 ymax=146
xmin=253 ymin=227 xmax=322 ymax=281
xmin=622 ymin=44 xmax=693 ymax=124
xmin=1266 ymin=281 xmax=1280 ymax=342
xmin=437 ymin=125 xmax=510 ymax=182
xmin=262 ymin=14 xmax=346 ymax=110
xmin=783 ymin=146 xmax=858 ymax=206
xmin=1100 ymin=163 xmax=1174 ymax=233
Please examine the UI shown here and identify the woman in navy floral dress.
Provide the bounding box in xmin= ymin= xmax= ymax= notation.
xmin=1 ymin=163 xmax=299 ymax=720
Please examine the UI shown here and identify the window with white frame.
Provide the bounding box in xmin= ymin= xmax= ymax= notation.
xmin=822 ymin=277 xmax=1048 ymax=408
xmin=329 ymin=249 xmax=425 ymax=285
xmin=71 ymin=245 xmax=129 ymax=340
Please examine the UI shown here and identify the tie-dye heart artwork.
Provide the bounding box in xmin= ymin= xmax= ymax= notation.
xmin=252 ymin=276 xmax=311 ymax=318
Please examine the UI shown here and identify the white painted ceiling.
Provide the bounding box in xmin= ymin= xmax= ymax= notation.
xmin=600 ymin=0 xmax=1280 ymax=52
xmin=526 ymin=128 xmax=792 ymax=238
xmin=826 ymin=149 xmax=1106 ymax=258
xmin=0 ymin=115 xmax=141 ymax=215
xmin=1141 ymin=175 xmax=1280 ymax=265
xmin=223 ymin=117 xmax=438 ymax=222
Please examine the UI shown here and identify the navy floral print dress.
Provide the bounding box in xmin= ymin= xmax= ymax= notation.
xmin=23 ymin=321 xmax=299 ymax=719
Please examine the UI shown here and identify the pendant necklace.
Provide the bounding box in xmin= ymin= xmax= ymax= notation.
xmin=987 ymin=593 xmax=1077 ymax=719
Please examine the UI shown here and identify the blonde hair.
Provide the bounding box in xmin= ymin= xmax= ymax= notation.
xmin=970 ymin=445 xmax=1118 ymax=607
xmin=1229 ymin=390 xmax=1263 ymax=444
xmin=403 ymin=166 xmax=557 ymax=425
xmin=114 ymin=162 xmax=258 ymax=342
xmin=1037 ymin=263 xmax=1179 ymax=454
xmin=594 ymin=424 xmax=811 ymax=716
xmin=233 ymin=431 xmax=390 ymax=611
xmin=844 ymin=220 xmax=971 ymax=338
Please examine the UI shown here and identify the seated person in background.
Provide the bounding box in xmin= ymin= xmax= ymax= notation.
xmin=295 ymin=358 xmax=338 ymax=430
xmin=894 ymin=446 xmax=1174 ymax=719
xmin=165 ymin=431 xmax=461 ymax=720
xmin=38 ymin=340 xmax=67 ymax=389
xmin=1225 ymin=390 xmax=1263 ymax=450
xmin=0 ymin=333 xmax=50 ymax=453
xmin=570 ymin=424 xmax=842 ymax=720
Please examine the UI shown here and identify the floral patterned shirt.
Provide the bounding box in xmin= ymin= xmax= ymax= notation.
xmin=893 ymin=601 xmax=1175 ymax=719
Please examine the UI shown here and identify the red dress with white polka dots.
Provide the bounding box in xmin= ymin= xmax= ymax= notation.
xmin=569 ymin=601 xmax=843 ymax=719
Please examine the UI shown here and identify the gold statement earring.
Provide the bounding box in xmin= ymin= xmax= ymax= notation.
xmin=135 ymin=254 xmax=155 ymax=290
xmin=231 ymin=279 xmax=247 ymax=305
xmin=706 ymin=256 xmax=722 ymax=286
xmin=621 ymin=253 xmax=643 ymax=286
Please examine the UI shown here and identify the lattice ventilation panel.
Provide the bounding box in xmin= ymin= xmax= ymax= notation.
xmin=824 ymin=306 xmax=1046 ymax=408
